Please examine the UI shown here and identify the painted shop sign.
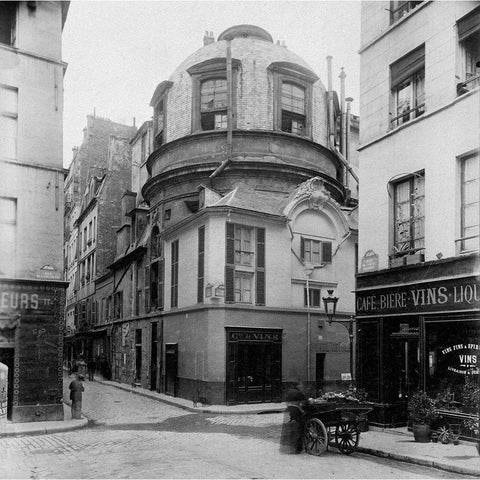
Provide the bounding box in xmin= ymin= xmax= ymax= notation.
xmin=0 ymin=282 xmax=60 ymax=314
xmin=228 ymin=331 xmax=282 ymax=342
xmin=441 ymin=343 xmax=479 ymax=375
xmin=356 ymin=276 xmax=479 ymax=316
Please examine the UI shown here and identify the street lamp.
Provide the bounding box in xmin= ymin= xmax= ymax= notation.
xmin=322 ymin=289 xmax=355 ymax=382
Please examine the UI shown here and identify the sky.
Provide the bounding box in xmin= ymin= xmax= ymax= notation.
xmin=62 ymin=0 xmax=361 ymax=168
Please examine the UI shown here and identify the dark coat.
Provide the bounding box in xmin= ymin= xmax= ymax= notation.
xmin=69 ymin=379 xmax=84 ymax=402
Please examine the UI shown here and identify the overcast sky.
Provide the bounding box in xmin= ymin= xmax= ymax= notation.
xmin=62 ymin=0 xmax=361 ymax=168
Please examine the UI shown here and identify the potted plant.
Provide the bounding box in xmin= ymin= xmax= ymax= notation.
xmin=407 ymin=391 xmax=438 ymax=442
xmin=463 ymin=415 xmax=480 ymax=455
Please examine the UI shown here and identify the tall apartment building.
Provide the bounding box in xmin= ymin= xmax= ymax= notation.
xmin=0 ymin=1 xmax=69 ymax=422
xmin=90 ymin=25 xmax=360 ymax=405
xmin=356 ymin=1 xmax=479 ymax=427
xmin=63 ymin=116 xmax=136 ymax=365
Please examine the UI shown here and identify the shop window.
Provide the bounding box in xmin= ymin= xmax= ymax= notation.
xmin=171 ymin=239 xmax=179 ymax=308
xmin=197 ymin=226 xmax=205 ymax=303
xmin=304 ymin=287 xmax=322 ymax=308
xmin=391 ymin=172 xmax=425 ymax=259
xmin=200 ymin=78 xmax=228 ymax=131
xmin=0 ymin=86 xmax=18 ymax=159
xmin=390 ymin=46 xmax=425 ymax=128
xmin=0 ymin=1 xmax=16 ymax=46
xmin=0 ymin=196 xmax=16 ymax=276
xmin=457 ymin=7 xmax=480 ymax=95
xmin=225 ymin=223 xmax=265 ymax=305
xmin=459 ymin=153 xmax=479 ymax=253
xmin=300 ymin=237 xmax=332 ymax=265
xmin=389 ymin=1 xmax=423 ymax=24
xmin=281 ymin=82 xmax=306 ymax=135
xmin=187 ymin=58 xmax=239 ymax=133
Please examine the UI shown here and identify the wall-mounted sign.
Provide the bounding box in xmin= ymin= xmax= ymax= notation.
xmin=441 ymin=343 xmax=479 ymax=375
xmin=360 ymin=250 xmax=379 ymax=273
xmin=356 ymin=276 xmax=479 ymax=316
xmin=0 ymin=282 xmax=61 ymax=314
xmin=227 ymin=329 xmax=282 ymax=343
xmin=36 ymin=265 xmax=61 ymax=280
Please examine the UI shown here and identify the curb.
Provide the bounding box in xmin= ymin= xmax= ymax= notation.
xmin=98 ymin=379 xmax=286 ymax=415
xmin=357 ymin=446 xmax=480 ymax=477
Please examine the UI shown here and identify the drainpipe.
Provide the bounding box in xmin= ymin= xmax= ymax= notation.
xmin=345 ymin=97 xmax=354 ymax=192
xmin=339 ymin=68 xmax=346 ymax=159
xmin=210 ymin=40 xmax=233 ymax=179
xmin=326 ymin=56 xmax=335 ymax=148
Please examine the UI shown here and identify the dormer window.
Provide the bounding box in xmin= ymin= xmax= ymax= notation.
xmin=268 ymin=61 xmax=318 ymax=138
xmin=200 ymin=78 xmax=228 ymax=130
xmin=281 ymin=82 xmax=306 ymax=135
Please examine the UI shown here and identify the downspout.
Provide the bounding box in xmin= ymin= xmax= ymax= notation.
xmin=210 ymin=40 xmax=233 ymax=179
xmin=345 ymin=97 xmax=354 ymax=193
xmin=326 ymin=56 xmax=335 ymax=148
xmin=339 ymin=67 xmax=347 ymax=165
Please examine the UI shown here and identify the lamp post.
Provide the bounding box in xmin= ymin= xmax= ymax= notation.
xmin=322 ymin=289 xmax=355 ymax=383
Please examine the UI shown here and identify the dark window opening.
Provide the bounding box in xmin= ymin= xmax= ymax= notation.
xmin=457 ymin=8 xmax=480 ymax=95
xmin=0 ymin=2 xmax=16 ymax=46
xmin=304 ymin=287 xmax=322 ymax=307
xmin=390 ymin=1 xmax=423 ymax=24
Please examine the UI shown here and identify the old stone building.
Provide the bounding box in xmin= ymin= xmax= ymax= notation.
xmin=356 ymin=1 xmax=479 ymax=427
xmin=0 ymin=1 xmax=69 ymax=422
xmin=90 ymin=25 xmax=360 ymax=405
xmin=63 ymin=116 xmax=136 ymax=366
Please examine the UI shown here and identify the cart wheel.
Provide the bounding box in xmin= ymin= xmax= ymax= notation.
xmin=303 ymin=418 xmax=328 ymax=456
xmin=335 ymin=423 xmax=359 ymax=455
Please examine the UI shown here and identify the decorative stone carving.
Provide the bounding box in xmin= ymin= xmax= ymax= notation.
xmin=294 ymin=177 xmax=332 ymax=211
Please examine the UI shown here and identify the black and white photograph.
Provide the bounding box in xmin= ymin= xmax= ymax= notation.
xmin=0 ymin=0 xmax=479 ymax=478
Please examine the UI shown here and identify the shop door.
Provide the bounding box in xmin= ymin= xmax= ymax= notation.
xmin=150 ymin=322 xmax=158 ymax=391
xmin=236 ymin=343 xmax=280 ymax=404
xmin=165 ymin=343 xmax=177 ymax=396
xmin=390 ymin=337 xmax=420 ymax=402
xmin=0 ymin=349 xmax=14 ymax=419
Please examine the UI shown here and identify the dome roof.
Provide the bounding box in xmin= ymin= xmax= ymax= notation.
xmin=217 ymin=24 xmax=273 ymax=43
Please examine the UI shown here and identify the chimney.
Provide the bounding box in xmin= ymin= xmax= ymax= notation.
xmin=203 ymin=31 xmax=215 ymax=46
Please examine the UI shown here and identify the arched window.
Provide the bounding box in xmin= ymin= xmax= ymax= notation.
xmin=200 ymin=78 xmax=228 ymax=130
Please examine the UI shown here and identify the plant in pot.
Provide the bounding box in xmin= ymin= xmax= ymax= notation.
xmin=460 ymin=378 xmax=480 ymax=414
xmin=463 ymin=415 xmax=480 ymax=455
xmin=407 ymin=391 xmax=438 ymax=443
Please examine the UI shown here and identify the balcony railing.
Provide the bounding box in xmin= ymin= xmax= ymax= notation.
xmin=391 ymin=103 xmax=425 ymax=128
xmin=457 ymin=75 xmax=480 ymax=96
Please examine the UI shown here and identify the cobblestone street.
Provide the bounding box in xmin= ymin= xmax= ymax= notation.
xmin=0 ymin=378 xmax=476 ymax=478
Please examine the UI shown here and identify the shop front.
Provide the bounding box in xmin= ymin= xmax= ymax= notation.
xmin=356 ymin=268 xmax=479 ymax=427
xmin=225 ymin=327 xmax=282 ymax=405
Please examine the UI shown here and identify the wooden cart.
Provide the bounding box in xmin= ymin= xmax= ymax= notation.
xmin=300 ymin=401 xmax=372 ymax=456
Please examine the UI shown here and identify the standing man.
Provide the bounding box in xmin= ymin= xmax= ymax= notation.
xmin=69 ymin=374 xmax=85 ymax=419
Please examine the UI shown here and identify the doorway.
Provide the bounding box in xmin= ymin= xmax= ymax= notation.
xmin=0 ymin=348 xmax=14 ymax=419
xmin=150 ymin=322 xmax=158 ymax=391
xmin=165 ymin=343 xmax=178 ymax=396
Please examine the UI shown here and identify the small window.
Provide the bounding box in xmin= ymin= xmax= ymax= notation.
xmin=392 ymin=173 xmax=425 ymax=256
xmin=459 ymin=153 xmax=479 ymax=253
xmin=164 ymin=209 xmax=171 ymax=221
xmin=0 ymin=1 xmax=16 ymax=46
xmin=457 ymin=7 xmax=480 ymax=94
xmin=301 ymin=238 xmax=332 ymax=264
xmin=234 ymin=272 xmax=252 ymax=303
xmin=281 ymin=82 xmax=306 ymax=135
xmin=0 ymin=86 xmax=18 ymax=159
xmin=390 ymin=1 xmax=423 ymax=24
xmin=391 ymin=46 xmax=425 ymax=128
xmin=200 ymin=78 xmax=228 ymax=131
xmin=304 ymin=287 xmax=322 ymax=307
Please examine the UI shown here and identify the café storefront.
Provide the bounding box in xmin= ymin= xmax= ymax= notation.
xmin=356 ymin=260 xmax=479 ymax=427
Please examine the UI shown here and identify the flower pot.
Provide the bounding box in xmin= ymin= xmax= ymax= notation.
xmin=453 ymin=440 xmax=459 ymax=445
xmin=412 ymin=423 xmax=431 ymax=443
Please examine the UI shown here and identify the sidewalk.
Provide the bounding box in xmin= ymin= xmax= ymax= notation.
xmin=0 ymin=403 xmax=88 ymax=437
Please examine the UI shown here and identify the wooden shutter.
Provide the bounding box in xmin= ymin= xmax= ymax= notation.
xmin=225 ymin=265 xmax=235 ymax=303
xmin=322 ymin=242 xmax=332 ymax=263
xmin=158 ymin=259 xmax=164 ymax=310
xmin=256 ymin=227 xmax=265 ymax=305
xmin=144 ymin=265 xmax=150 ymax=312
xmin=226 ymin=222 xmax=235 ymax=264
xmin=300 ymin=236 xmax=305 ymax=260
xmin=197 ymin=226 xmax=205 ymax=303
xmin=458 ymin=6 xmax=480 ymax=42
xmin=391 ymin=45 xmax=425 ymax=88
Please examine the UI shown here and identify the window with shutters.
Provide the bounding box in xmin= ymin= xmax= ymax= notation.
xmin=171 ymin=239 xmax=179 ymax=308
xmin=225 ymin=223 xmax=265 ymax=306
xmin=197 ymin=226 xmax=205 ymax=303
xmin=457 ymin=7 xmax=480 ymax=95
xmin=300 ymin=237 xmax=332 ymax=265
xmin=390 ymin=45 xmax=425 ymax=129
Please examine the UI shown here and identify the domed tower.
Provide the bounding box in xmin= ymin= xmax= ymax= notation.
xmin=136 ymin=26 xmax=358 ymax=405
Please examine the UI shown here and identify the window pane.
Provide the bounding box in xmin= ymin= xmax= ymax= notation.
xmin=201 ymin=78 xmax=227 ymax=111
xmin=1 ymin=87 xmax=18 ymax=114
xmin=281 ymin=82 xmax=305 ymax=114
xmin=214 ymin=113 xmax=227 ymax=129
